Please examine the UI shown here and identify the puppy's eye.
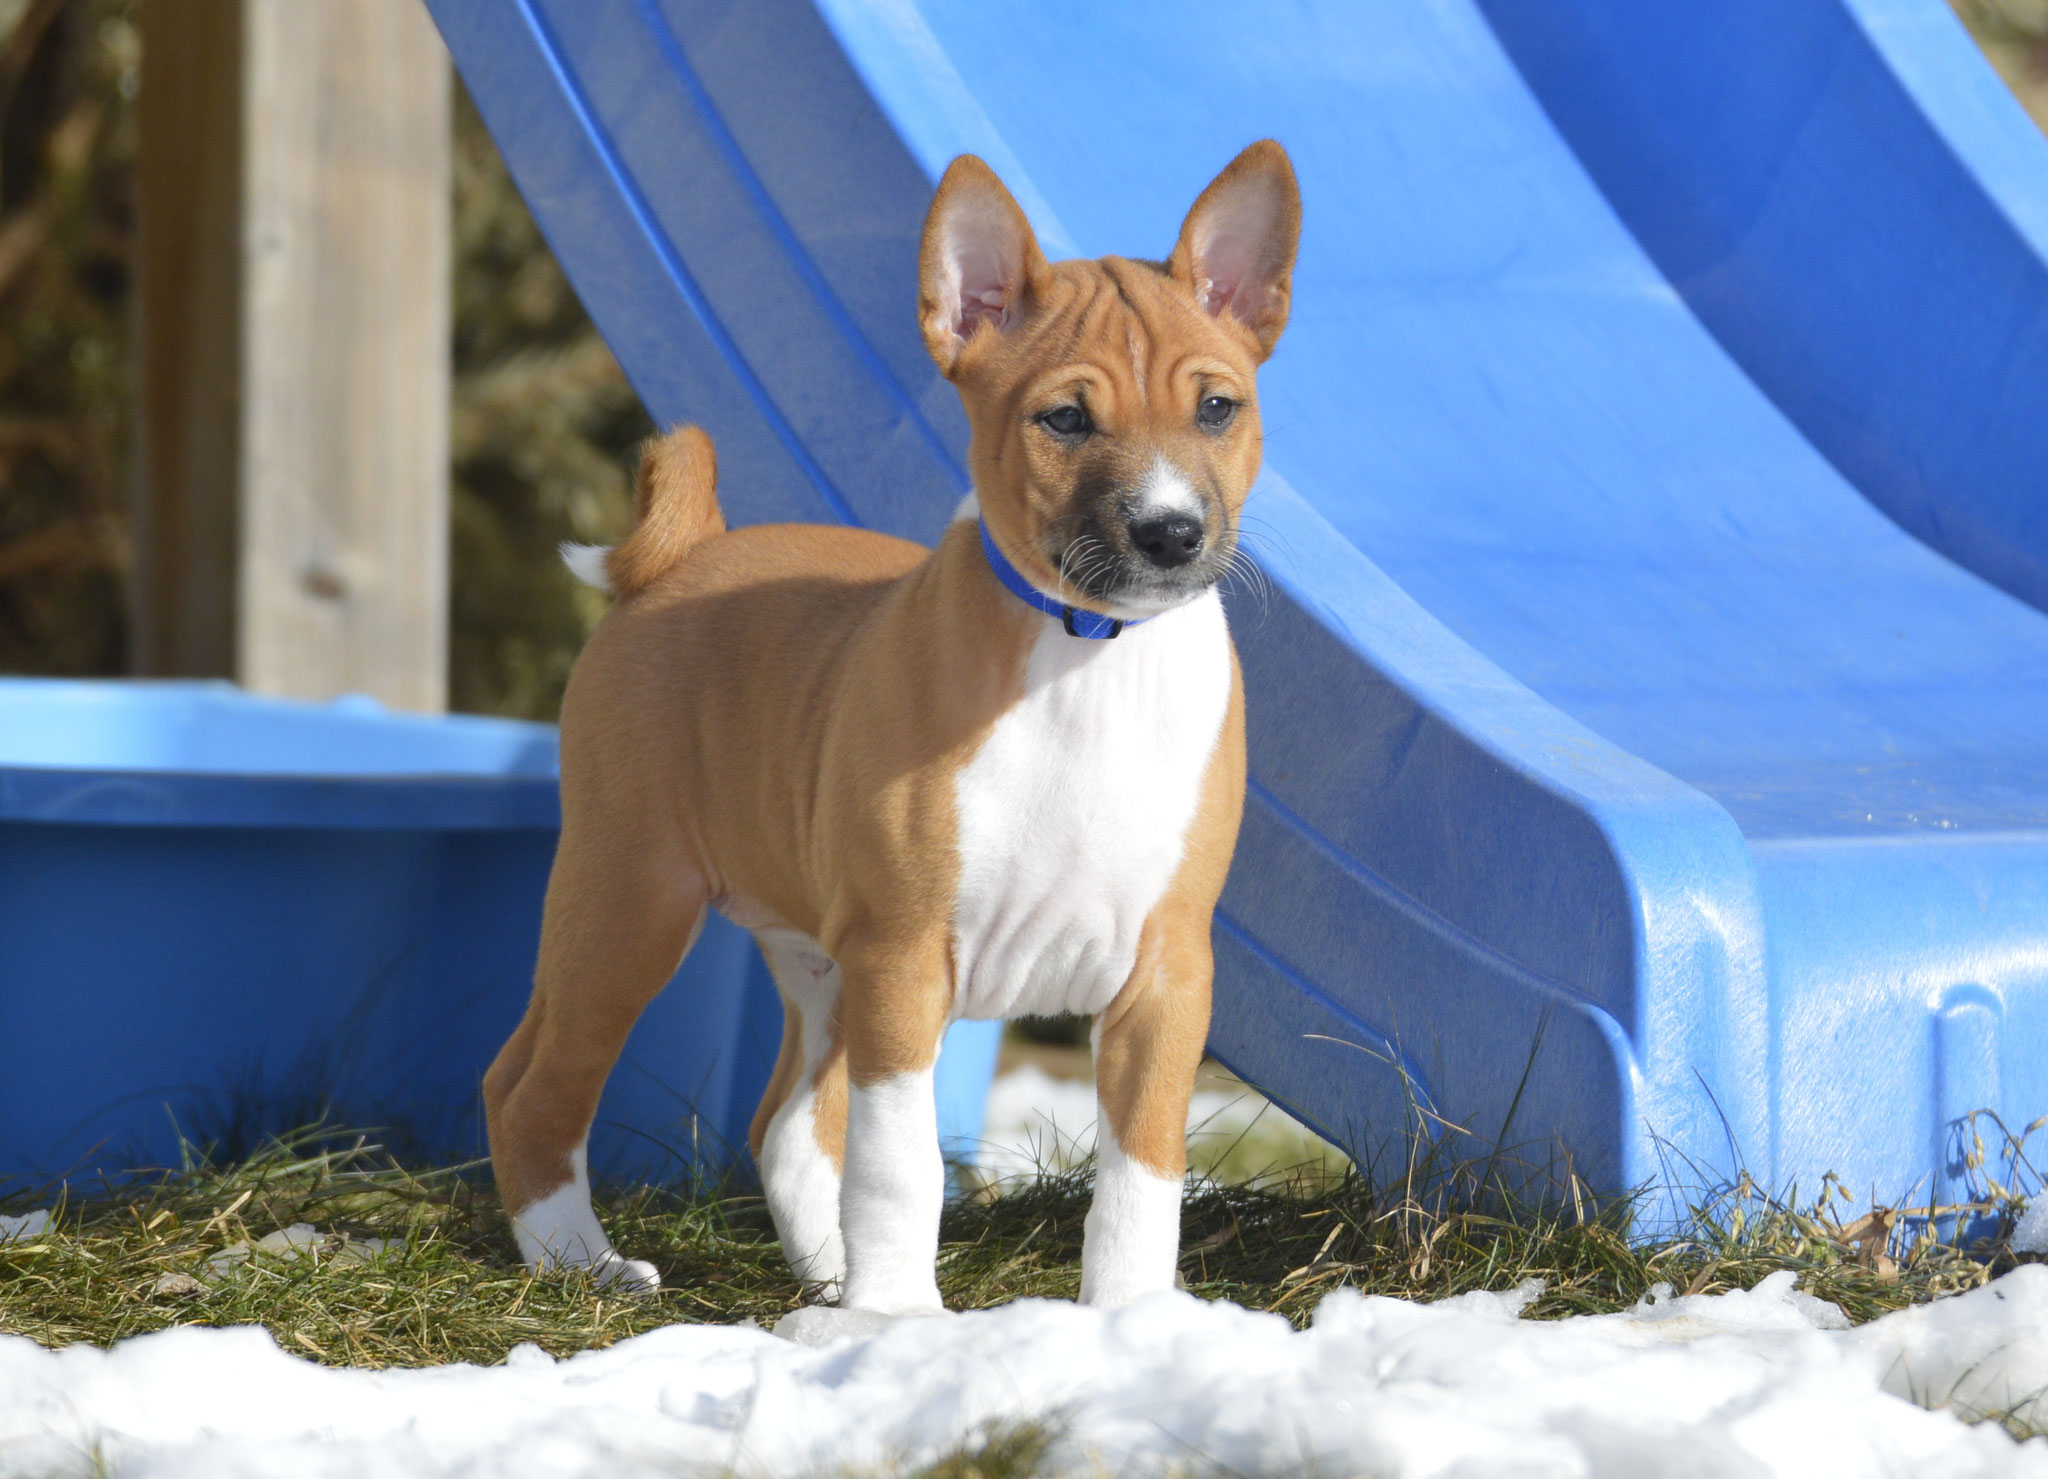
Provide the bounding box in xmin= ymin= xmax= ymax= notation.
xmin=1197 ymin=395 xmax=1238 ymax=430
xmin=1039 ymin=405 xmax=1091 ymax=438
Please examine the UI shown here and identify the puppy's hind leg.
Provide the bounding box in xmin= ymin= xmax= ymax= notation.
xmin=484 ymin=821 xmax=707 ymax=1292
xmin=748 ymin=930 xmax=848 ymax=1295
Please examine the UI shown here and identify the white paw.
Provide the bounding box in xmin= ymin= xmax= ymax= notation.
xmin=838 ymin=1277 xmax=945 ymax=1316
xmin=1079 ymin=1277 xmax=1166 ymax=1308
xmin=524 ymin=1249 xmax=661 ymax=1295
xmin=593 ymin=1254 xmax=661 ymax=1294
xmin=509 ymin=1148 xmax=658 ymax=1293
xmin=797 ymin=1274 xmax=845 ymax=1306
xmin=785 ymin=1233 xmax=847 ymax=1296
xmin=837 ymin=1239 xmax=942 ymax=1313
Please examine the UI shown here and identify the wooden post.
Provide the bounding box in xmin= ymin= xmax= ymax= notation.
xmin=134 ymin=0 xmax=450 ymax=713
xmin=133 ymin=0 xmax=244 ymax=686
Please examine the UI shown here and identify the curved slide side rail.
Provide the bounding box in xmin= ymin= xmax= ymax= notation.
xmin=1477 ymin=0 xmax=2048 ymax=616
xmin=1220 ymin=477 xmax=1771 ymax=1209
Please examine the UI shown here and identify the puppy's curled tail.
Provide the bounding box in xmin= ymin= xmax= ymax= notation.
xmin=561 ymin=425 xmax=726 ymax=597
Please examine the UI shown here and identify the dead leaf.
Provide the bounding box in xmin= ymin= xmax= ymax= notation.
xmin=1838 ymin=1206 xmax=1899 ymax=1272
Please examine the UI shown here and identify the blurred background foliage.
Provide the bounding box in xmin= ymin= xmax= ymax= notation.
xmin=448 ymin=84 xmax=647 ymax=719
xmin=0 ymin=1 xmax=2042 ymax=715
xmin=0 ymin=0 xmax=134 ymax=680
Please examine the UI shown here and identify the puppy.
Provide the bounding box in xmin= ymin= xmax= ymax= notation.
xmin=485 ymin=141 xmax=1299 ymax=1310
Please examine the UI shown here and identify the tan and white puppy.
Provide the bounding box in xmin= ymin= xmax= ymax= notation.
xmin=485 ymin=142 xmax=1300 ymax=1311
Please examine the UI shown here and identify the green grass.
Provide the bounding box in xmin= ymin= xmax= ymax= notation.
xmin=0 ymin=1125 xmax=2029 ymax=1371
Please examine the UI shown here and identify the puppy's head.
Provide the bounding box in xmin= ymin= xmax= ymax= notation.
xmin=920 ymin=142 xmax=1300 ymax=619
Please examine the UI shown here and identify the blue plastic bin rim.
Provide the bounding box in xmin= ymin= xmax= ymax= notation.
xmin=0 ymin=679 xmax=562 ymax=831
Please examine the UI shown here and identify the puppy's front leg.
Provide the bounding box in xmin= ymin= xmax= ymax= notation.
xmin=1084 ymin=920 xmax=1213 ymax=1306
xmin=837 ymin=940 xmax=951 ymax=1314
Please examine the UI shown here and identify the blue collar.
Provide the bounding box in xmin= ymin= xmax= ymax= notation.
xmin=977 ymin=519 xmax=1142 ymax=640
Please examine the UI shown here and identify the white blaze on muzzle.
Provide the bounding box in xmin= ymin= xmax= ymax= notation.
xmin=1133 ymin=454 xmax=1206 ymax=522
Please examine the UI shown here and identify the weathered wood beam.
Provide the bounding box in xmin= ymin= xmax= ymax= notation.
xmin=134 ymin=0 xmax=450 ymax=712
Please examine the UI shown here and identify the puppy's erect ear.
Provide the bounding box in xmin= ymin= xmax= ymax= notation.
xmin=1168 ymin=140 xmax=1301 ymax=361
xmin=920 ymin=155 xmax=1050 ymax=377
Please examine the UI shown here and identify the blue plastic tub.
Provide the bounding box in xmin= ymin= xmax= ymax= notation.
xmin=0 ymin=678 xmax=1000 ymax=1189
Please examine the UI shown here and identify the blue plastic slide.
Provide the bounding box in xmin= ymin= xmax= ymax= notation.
xmin=426 ymin=0 xmax=2048 ymax=1217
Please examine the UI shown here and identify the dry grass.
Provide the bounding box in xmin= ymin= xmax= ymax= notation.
xmin=0 ymin=1123 xmax=2029 ymax=1372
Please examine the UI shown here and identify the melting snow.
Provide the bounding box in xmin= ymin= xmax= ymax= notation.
xmin=6 ymin=1267 xmax=2048 ymax=1477
xmin=0 ymin=1210 xmax=50 ymax=1244
xmin=2014 ymin=1199 xmax=2048 ymax=1256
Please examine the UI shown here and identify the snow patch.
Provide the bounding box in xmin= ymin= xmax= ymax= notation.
xmin=7 ymin=1270 xmax=2048 ymax=1476
xmin=2014 ymin=1198 xmax=2048 ymax=1255
xmin=1429 ymin=1275 xmax=1547 ymax=1321
xmin=0 ymin=1210 xmax=48 ymax=1244
xmin=204 ymin=1223 xmax=399 ymax=1278
xmin=773 ymin=1305 xmax=941 ymax=1347
xmin=1622 ymin=1268 xmax=1853 ymax=1336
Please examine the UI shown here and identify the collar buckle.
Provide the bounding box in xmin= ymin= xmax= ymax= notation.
xmin=1063 ymin=606 xmax=1124 ymax=640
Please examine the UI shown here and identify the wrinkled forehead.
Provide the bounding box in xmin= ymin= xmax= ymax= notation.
xmin=1026 ymin=257 xmax=1250 ymax=395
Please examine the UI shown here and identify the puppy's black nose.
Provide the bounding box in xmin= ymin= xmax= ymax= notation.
xmin=1128 ymin=513 xmax=1203 ymax=570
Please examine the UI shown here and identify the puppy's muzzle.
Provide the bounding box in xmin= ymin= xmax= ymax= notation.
xmin=1127 ymin=513 xmax=1204 ymax=570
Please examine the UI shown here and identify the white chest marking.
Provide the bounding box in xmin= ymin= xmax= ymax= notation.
xmin=950 ymin=589 xmax=1231 ymax=1022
